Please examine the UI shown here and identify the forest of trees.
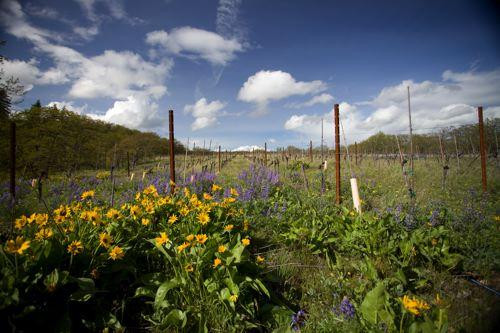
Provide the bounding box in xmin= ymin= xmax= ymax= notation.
xmin=0 ymin=103 xmax=186 ymax=179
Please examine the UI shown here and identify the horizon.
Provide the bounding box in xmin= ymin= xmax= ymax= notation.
xmin=1 ymin=0 xmax=500 ymax=150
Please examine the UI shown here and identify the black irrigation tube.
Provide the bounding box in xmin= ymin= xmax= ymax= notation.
xmin=462 ymin=276 xmax=500 ymax=297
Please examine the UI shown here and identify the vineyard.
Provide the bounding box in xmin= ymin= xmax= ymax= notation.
xmin=0 ymin=105 xmax=498 ymax=332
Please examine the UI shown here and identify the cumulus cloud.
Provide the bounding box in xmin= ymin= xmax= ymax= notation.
xmin=184 ymin=98 xmax=227 ymax=130
xmin=46 ymin=100 xmax=88 ymax=114
xmin=232 ymin=145 xmax=263 ymax=152
xmin=0 ymin=0 xmax=171 ymax=130
xmin=285 ymin=93 xmax=334 ymax=109
xmin=88 ymin=95 xmax=164 ymax=129
xmin=237 ymin=70 xmax=327 ymax=115
xmin=146 ymin=27 xmax=243 ymax=66
xmin=284 ymin=69 xmax=500 ymax=144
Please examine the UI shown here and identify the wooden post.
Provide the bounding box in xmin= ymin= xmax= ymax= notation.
xmin=354 ymin=141 xmax=358 ymax=166
xmin=334 ymin=104 xmax=341 ymax=204
xmin=9 ymin=121 xmax=16 ymax=202
xmin=127 ymin=151 xmax=130 ymax=177
xmin=478 ymin=106 xmax=487 ymax=192
xmin=264 ymin=142 xmax=267 ymax=166
xmin=110 ymin=143 xmax=117 ymax=206
xmin=309 ymin=140 xmax=313 ymax=162
xmin=453 ymin=134 xmax=460 ymax=170
xmin=218 ymin=145 xmax=221 ymax=173
xmin=169 ymin=110 xmax=176 ymax=193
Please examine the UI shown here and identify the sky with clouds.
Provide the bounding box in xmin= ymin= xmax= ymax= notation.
xmin=1 ymin=0 xmax=499 ymax=151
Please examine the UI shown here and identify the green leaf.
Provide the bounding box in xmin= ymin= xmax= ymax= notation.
xmin=155 ymin=278 xmax=180 ymax=309
xmin=360 ymin=282 xmax=386 ymax=325
xmin=162 ymin=309 xmax=186 ymax=328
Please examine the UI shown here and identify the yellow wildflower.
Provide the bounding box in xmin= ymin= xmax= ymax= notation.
xmin=218 ymin=245 xmax=226 ymax=253
xmin=99 ymin=233 xmax=113 ymax=248
xmin=211 ymin=184 xmax=221 ymax=192
xmin=177 ymin=242 xmax=190 ymax=253
xmin=185 ymin=264 xmax=194 ymax=272
xmin=14 ymin=216 xmax=28 ymax=230
xmin=130 ymin=205 xmax=141 ymax=219
xmin=35 ymin=213 xmax=49 ymax=227
xmin=109 ymin=246 xmax=124 ymax=260
xmin=168 ymin=214 xmax=178 ymax=224
xmin=141 ymin=218 xmax=151 ymax=226
xmin=229 ymin=294 xmax=238 ymax=302
xmin=179 ymin=206 xmax=190 ymax=216
xmin=155 ymin=232 xmax=169 ymax=246
xmin=54 ymin=205 xmax=70 ymax=223
xmin=203 ymin=193 xmax=213 ymax=200
xmin=183 ymin=187 xmax=190 ymax=198
xmin=143 ymin=185 xmax=158 ymax=196
xmin=197 ymin=212 xmax=210 ymax=225
xmin=213 ymin=258 xmax=222 ymax=268
xmin=106 ymin=208 xmax=121 ymax=219
xmin=35 ymin=228 xmax=53 ymax=240
xmin=224 ymin=224 xmax=234 ymax=232
xmin=401 ymin=295 xmax=430 ymax=316
xmin=67 ymin=240 xmax=83 ymax=255
xmin=81 ymin=190 xmax=95 ymax=200
xmin=230 ymin=188 xmax=239 ymax=197
xmin=186 ymin=234 xmax=195 ymax=242
xmin=256 ymin=255 xmax=265 ymax=263
xmin=195 ymin=234 xmax=208 ymax=245
xmin=242 ymin=238 xmax=250 ymax=246
xmin=6 ymin=236 xmax=30 ymax=255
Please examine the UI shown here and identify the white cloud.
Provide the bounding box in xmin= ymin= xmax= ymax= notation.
xmin=286 ymin=93 xmax=334 ymax=109
xmin=216 ymin=0 xmax=247 ymax=44
xmin=0 ymin=0 xmax=172 ymax=130
xmin=46 ymin=100 xmax=88 ymax=114
xmin=184 ymin=98 xmax=226 ymax=130
xmin=1 ymin=58 xmax=69 ymax=92
xmin=88 ymin=95 xmax=164 ymax=129
xmin=145 ymin=27 xmax=243 ymax=65
xmin=237 ymin=70 xmax=327 ymax=115
xmin=232 ymin=145 xmax=263 ymax=152
xmin=284 ymin=69 xmax=500 ymax=144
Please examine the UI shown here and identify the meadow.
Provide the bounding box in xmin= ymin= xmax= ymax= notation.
xmin=0 ymin=149 xmax=498 ymax=332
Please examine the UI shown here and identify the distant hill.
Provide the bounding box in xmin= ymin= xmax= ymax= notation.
xmin=0 ymin=103 xmax=185 ymax=179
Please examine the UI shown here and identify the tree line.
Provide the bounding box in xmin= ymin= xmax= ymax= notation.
xmin=1 ymin=103 xmax=186 ymax=180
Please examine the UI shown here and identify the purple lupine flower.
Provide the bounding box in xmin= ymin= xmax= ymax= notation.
xmin=291 ymin=309 xmax=307 ymax=331
xmin=334 ymin=296 xmax=355 ymax=319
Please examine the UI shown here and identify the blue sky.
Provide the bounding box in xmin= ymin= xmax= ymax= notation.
xmin=1 ymin=0 xmax=499 ymax=150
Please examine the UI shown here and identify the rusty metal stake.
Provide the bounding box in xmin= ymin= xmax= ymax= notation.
xmin=478 ymin=106 xmax=487 ymax=192
xmin=169 ymin=110 xmax=176 ymax=194
xmin=334 ymin=104 xmax=341 ymax=204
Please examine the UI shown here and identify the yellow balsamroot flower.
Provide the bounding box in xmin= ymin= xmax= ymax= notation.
xmin=186 ymin=234 xmax=195 ymax=242
xmin=197 ymin=212 xmax=210 ymax=225
xmin=213 ymin=258 xmax=222 ymax=268
xmin=224 ymin=224 xmax=234 ymax=232
xmin=54 ymin=205 xmax=70 ymax=221
xmin=67 ymin=240 xmax=83 ymax=256
xmin=177 ymin=242 xmax=190 ymax=253
xmin=155 ymin=232 xmax=169 ymax=246
xmin=230 ymin=188 xmax=239 ymax=197
xmin=256 ymin=255 xmax=264 ymax=263
xmin=179 ymin=206 xmax=190 ymax=217
xmin=35 ymin=228 xmax=53 ymax=240
xmin=27 ymin=213 xmax=37 ymax=224
xmin=229 ymin=294 xmax=238 ymax=303
xmin=109 ymin=246 xmax=124 ymax=260
xmin=130 ymin=205 xmax=141 ymax=219
xmin=106 ymin=208 xmax=121 ymax=219
xmin=401 ymin=295 xmax=430 ymax=316
xmin=81 ymin=190 xmax=95 ymax=200
xmin=183 ymin=187 xmax=190 ymax=198
xmin=185 ymin=264 xmax=194 ymax=272
xmin=82 ymin=209 xmax=101 ymax=225
xmin=211 ymin=184 xmax=221 ymax=192
xmin=241 ymin=238 xmax=250 ymax=246
xmin=34 ymin=213 xmax=49 ymax=227
xmin=218 ymin=245 xmax=226 ymax=253
xmin=143 ymin=185 xmax=158 ymax=196
xmin=168 ymin=214 xmax=178 ymax=224
xmin=99 ymin=233 xmax=113 ymax=248
xmin=6 ymin=236 xmax=30 ymax=255
xmin=14 ymin=216 xmax=28 ymax=230
xmin=203 ymin=193 xmax=213 ymax=200
xmin=142 ymin=218 xmax=151 ymax=226
xmin=195 ymin=234 xmax=208 ymax=245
